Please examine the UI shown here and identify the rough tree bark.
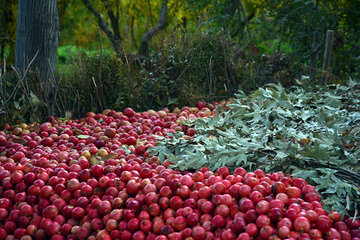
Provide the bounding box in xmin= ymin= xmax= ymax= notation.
xmin=15 ymin=0 xmax=59 ymax=115
xmin=139 ymin=0 xmax=168 ymax=57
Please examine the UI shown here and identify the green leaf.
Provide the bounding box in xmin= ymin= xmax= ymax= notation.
xmin=147 ymin=81 xmax=360 ymax=214
xmin=30 ymin=92 xmax=41 ymax=106
xmin=78 ymin=135 xmax=90 ymax=139
xmin=14 ymin=101 xmax=20 ymax=110
xmin=167 ymin=97 xmax=178 ymax=105
xmin=90 ymin=156 xmax=99 ymax=166
xmin=121 ymin=145 xmax=132 ymax=155
xmin=100 ymin=153 xmax=116 ymax=162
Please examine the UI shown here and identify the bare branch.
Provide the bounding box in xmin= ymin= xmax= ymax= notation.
xmin=104 ymin=0 xmax=121 ymax=41
xmin=54 ymin=45 xmax=72 ymax=114
xmin=116 ymin=0 xmax=119 ymax=20
xmin=310 ymin=31 xmax=319 ymax=81
xmin=131 ymin=16 xmax=139 ymax=50
xmin=7 ymin=50 xmax=39 ymax=103
xmin=139 ymin=0 xmax=168 ymax=57
xmin=147 ymin=0 xmax=154 ymax=27
xmin=81 ymin=0 xmax=123 ymax=55
xmin=97 ymin=28 xmax=105 ymax=109
xmin=238 ymin=0 xmax=253 ymax=44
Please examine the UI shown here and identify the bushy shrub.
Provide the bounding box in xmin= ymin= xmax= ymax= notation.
xmin=140 ymin=31 xmax=241 ymax=108
xmin=60 ymin=31 xmax=243 ymax=117
xmin=1 ymin=31 xmax=306 ymax=125
xmin=0 ymin=68 xmax=48 ymax=127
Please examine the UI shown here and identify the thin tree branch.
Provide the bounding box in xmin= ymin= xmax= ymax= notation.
xmin=131 ymin=16 xmax=139 ymax=50
xmin=82 ymin=0 xmax=149 ymax=62
xmin=310 ymin=31 xmax=319 ymax=81
xmin=0 ymin=37 xmax=16 ymax=43
xmin=81 ymin=0 xmax=123 ymax=55
xmin=116 ymin=0 xmax=119 ymax=22
xmin=48 ymin=58 xmax=65 ymax=115
xmin=0 ymin=58 xmax=9 ymax=118
xmin=7 ymin=50 xmax=39 ymax=103
xmin=104 ymin=0 xmax=121 ymax=41
xmin=315 ymin=0 xmax=319 ymax=10
xmin=147 ymin=0 xmax=154 ymax=27
xmin=54 ymin=45 xmax=72 ymax=114
xmin=139 ymin=0 xmax=168 ymax=57
xmin=238 ymin=0 xmax=253 ymax=44
xmin=98 ymin=28 xmax=105 ymax=109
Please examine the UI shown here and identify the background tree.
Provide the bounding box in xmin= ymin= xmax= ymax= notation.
xmin=263 ymin=0 xmax=360 ymax=79
xmin=1 ymin=0 xmax=359 ymax=126
xmin=139 ymin=0 xmax=168 ymax=56
xmin=81 ymin=0 xmax=171 ymax=57
xmin=14 ymin=0 xmax=59 ymax=114
xmin=0 ymin=0 xmax=17 ymax=63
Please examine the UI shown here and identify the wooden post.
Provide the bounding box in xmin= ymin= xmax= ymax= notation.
xmin=322 ymin=30 xmax=334 ymax=85
xmin=309 ymin=31 xmax=319 ymax=82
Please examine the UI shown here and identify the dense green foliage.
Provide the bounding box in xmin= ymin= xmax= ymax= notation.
xmin=150 ymin=81 xmax=360 ymax=215
xmin=1 ymin=33 xmax=238 ymax=124
xmin=1 ymin=30 xmax=299 ymax=126
xmin=60 ymin=33 xmax=241 ymax=116
xmin=0 ymin=0 xmax=17 ymax=62
xmin=263 ymin=0 xmax=360 ymax=79
xmin=189 ymin=0 xmax=360 ymax=81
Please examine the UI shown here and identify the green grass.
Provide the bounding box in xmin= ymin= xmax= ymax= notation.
xmin=57 ymin=45 xmax=113 ymax=64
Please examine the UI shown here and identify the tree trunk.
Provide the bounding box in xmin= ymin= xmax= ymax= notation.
xmin=139 ymin=0 xmax=168 ymax=57
xmin=82 ymin=0 xmax=123 ymax=56
xmin=15 ymin=0 xmax=59 ymax=115
xmin=322 ymin=30 xmax=334 ymax=85
xmin=309 ymin=31 xmax=319 ymax=81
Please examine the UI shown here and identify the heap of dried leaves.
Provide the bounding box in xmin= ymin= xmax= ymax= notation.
xmin=150 ymin=80 xmax=360 ymax=215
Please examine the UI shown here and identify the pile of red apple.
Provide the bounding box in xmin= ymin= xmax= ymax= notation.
xmin=0 ymin=102 xmax=359 ymax=240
